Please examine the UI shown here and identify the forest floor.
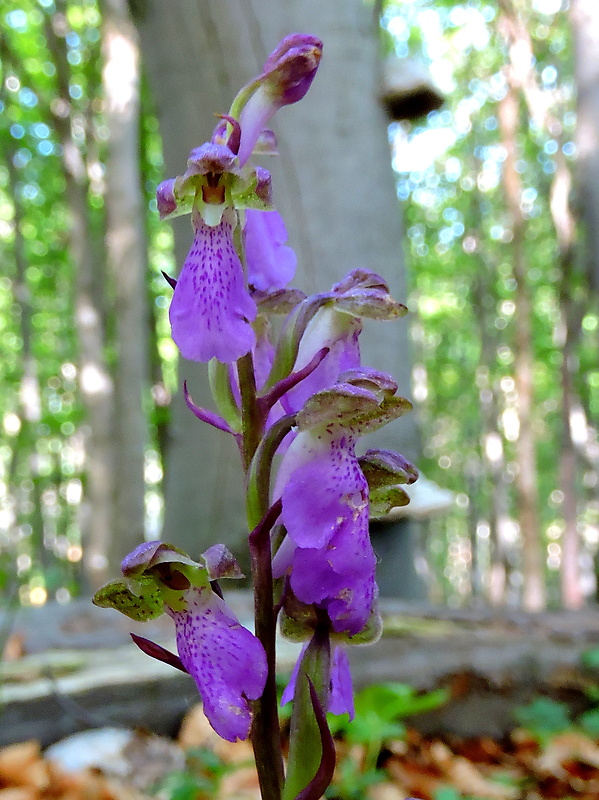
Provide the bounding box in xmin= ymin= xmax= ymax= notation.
xmin=2 ymin=702 xmax=599 ymax=800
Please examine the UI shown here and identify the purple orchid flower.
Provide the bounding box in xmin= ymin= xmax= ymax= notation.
xmin=281 ymin=641 xmax=355 ymax=719
xmin=273 ymin=370 xmax=414 ymax=636
xmin=93 ymin=541 xmax=267 ymax=743
xmin=155 ymin=35 xmax=322 ymax=364
xmin=167 ymin=586 xmax=267 ymax=742
xmin=272 ymin=422 xmax=377 ymax=635
xmin=236 ymin=34 xmax=323 ymax=166
xmin=170 ymin=208 xmax=258 ymax=363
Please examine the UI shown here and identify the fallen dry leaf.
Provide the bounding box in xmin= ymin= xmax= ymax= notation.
xmin=536 ymin=731 xmax=599 ymax=775
xmin=429 ymin=741 xmax=518 ymax=800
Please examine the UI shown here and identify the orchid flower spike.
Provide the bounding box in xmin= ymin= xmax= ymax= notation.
xmin=93 ymin=541 xmax=267 ymax=743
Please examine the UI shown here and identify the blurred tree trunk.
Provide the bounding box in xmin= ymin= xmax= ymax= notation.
xmin=101 ymin=0 xmax=148 ymax=566
xmin=132 ymin=0 xmax=418 ymax=569
xmin=45 ymin=8 xmax=115 ymax=590
xmin=571 ymin=0 xmax=599 ymax=296
xmin=498 ymin=83 xmax=546 ymax=611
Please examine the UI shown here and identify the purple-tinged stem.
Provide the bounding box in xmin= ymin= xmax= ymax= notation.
xmin=258 ymin=347 xmax=329 ymax=416
xmin=249 ymin=499 xmax=285 ymax=800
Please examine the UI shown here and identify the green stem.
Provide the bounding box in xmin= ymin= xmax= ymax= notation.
xmin=238 ymin=352 xmax=262 ymax=470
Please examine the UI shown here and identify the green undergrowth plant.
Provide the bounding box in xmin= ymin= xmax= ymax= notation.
xmin=328 ymin=682 xmax=450 ymax=772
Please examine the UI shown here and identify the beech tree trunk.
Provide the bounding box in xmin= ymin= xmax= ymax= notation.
xmin=571 ymin=0 xmax=599 ymax=296
xmin=498 ymin=84 xmax=546 ymax=611
xmin=132 ymin=1 xmax=418 ymax=567
xmin=101 ymin=0 xmax=148 ymax=566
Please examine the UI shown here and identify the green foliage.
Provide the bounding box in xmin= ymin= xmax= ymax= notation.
xmin=381 ymin=0 xmax=591 ymax=607
xmin=581 ymin=646 xmax=599 ymax=673
xmin=513 ymin=697 xmax=572 ymax=745
xmin=578 ymin=707 xmax=599 ymax=738
xmin=151 ymin=748 xmax=237 ymax=800
xmin=329 ymin=682 xmax=449 ymax=771
xmin=325 ymin=756 xmax=383 ymax=800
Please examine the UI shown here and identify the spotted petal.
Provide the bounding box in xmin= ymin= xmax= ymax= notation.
xmin=168 ymin=587 xmax=267 ymax=742
xmin=169 ymin=209 xmax=257 ymax=363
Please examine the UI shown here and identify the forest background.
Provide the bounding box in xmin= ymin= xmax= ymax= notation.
xmin=0 ymin=0 xmax=597 ymax=615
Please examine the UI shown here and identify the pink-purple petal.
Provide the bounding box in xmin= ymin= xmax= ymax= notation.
xmin=329 ymin=646 xmax=354 ymax=719
xmin=244 ymin=209 xmax=297 ymax=291
xmin=168 ymin=588 xmax=267 ymax=742
xmin=169 ymin=211 xmax=257 ymax=363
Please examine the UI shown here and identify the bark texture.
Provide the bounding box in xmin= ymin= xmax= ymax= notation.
xmin=102 ymin=0 xmax=148 ymax=566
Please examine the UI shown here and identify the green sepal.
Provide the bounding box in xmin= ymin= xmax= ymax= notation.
xmin=351 ymin=395 xmax=413 ymax=435
xmin=208 ymin=359 xmax=242 ymax=432
xmin=254 ymin=287 xmax=307 ymax=314
xmin=330 ymin=268 xmax=408 ymax=320
xmin=368 ymin=484 xmax=411 ymax=517
xmin=296 ymin=384 xmax=381 ymax=431
xmin=231 ymin=170 xmax=273 ymax=211
xmin=92 ymin=580 xmax=164 ymax=621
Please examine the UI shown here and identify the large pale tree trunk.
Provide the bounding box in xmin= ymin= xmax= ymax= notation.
xmin=571 ymin=0 xmax=599 ymax=295
xmin=101 ymin=0 xmax=148 ymax=566
xmin=132 ymin=1 xmax=417 ymax=570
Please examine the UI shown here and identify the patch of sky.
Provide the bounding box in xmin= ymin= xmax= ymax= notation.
xmin=533 ymin=0 xmax=563 ymax=15
xmin=445 ymin=157 xmax=461 ymax=182
xmin=37 ymin=141 xmax=53 ymax=157
xmin=21 ymin=184 xmax=41 ymax=203
xmin=412 ymin=188 xmax=439 ymax=209
xmin=482 ymin=5 xmax=496 ymax=22
xmin=544 ymin=140 xmax=558 ymax=155
xmin=69 ymin=85 xmax=83 ymax=100
xmin=439 ymin=227 xmax=455 ymax=245
xmin=562 ymin=142 xmax=575 ymax=157
xmin=489 ymin=71 xmax=507 ymax=101
xmin=13 ymin=149 xmax=32 ymax=169
xmin=563 ymin=111 xmax=576 ymax=128
xmin=19 ymin=89 xmax=38 ymax=109
xmin=515 ymin=159 xmax=528 ymax=174
xmin=443 ymin=207 xmax=460 ymax=223
xmin=541 ymin=65 xmax=558 ymax=86
xmin=521 ymin=187 xmax=538 ymax=204
xmin=38 ymin=0 xmax=55 ymax=8
xmin=42 ymin=62 xmax=56 ymax=77
xmin=6 ymin=9 xmax=27 ymax=30
xmin=10 ymin=124 xmax=25 ymax=140
xmin=66 ymin=31 xmax=80 ymax=48
xmin=542 ymin=160 xmax=556 ymax=175
xmin=484 ymin=116 xmax=497 ymax=131
xmin=397 ymin=182 xmax=411 ymax=201
xmin=32 ymin=123 xmax=50 ymax=140
xmin=0 ymin=101 xmax=4 ymax=114
xmin=393 ymin=126 xmax=457 ymax=173
xmin=67 ymin=51 xmax=82 ymax=66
